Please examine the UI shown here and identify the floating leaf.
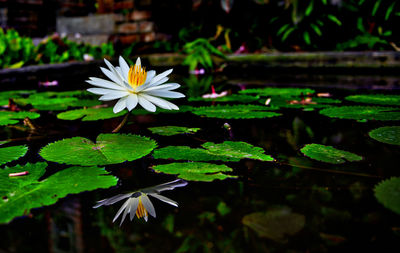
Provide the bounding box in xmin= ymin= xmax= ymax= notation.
xmin=240 ymin=87 xmax=315 ymax=97
xmin=130 ymin=105 xmax=194 ymax=115
xmin=15 ymin=97 xmax=100 ymax=111
xmin=369 ymin=126 xmax=400 ymax=145
xmin=0 ymin=90 xmax=35 ymax=106
xmin=148 ymin=126 xmax=201 ymax=136
xmin=202 ymin=141 xmax=274 ymax=161
xmin=192 ymin=105 xmax=281 ymax=119
xmin=242 ymin=207 xmax=305 ymax=243
xmin=57 ymin=107 xmax=127 ymax=121
xmin=345 ymin=94 xmax=400 ymax=106
xmin=374 ymin=177 xmax=400 ymax=215
xmin=0 ymin=162 xmax=118 ymax=224
xmin=300 ymin=144 xmax=363 ymax=164
xmin=40 ymin=134 xmax=157 ymax=166
xmin=152 ymin=162 xmax=237 ymax=182
xmin=320 ymin=106 xmax=400 ymax=121
xmin=0 ymin=145 xmax=28 ymax=166
xmin=188 ymin=94 xmax=259 ymax=103
xmin=153 ymin=146 xmax=240 ymax=162
xmin=266 ymin=96 xmax=341 ymax=109
xmin=0 ymin=111 xmax=40 ymax=126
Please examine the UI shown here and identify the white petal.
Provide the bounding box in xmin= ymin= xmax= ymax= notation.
xmin=126 ymin=94 xmax=138 ymax=111
xmin=149 ymin=76 xmax=169 ymax=87
xmin=138 ymin=95 xmax=156 ymax=112
xmin=104 ymin=59 xmax=131 ymax=89
xmin=142 ymin=83 xmax=180 ymax=92
xmin=100 ymin=67 xmax=122 ymax=84
xmin=87 ymin=77 xmax=125 ymax=90
xmin=139 ymin=94 xmax=172 ymax=110
xmin=135 ymin=57 xmax=141 ymax=66
xmin=93 ymin=193 xmax=132 ymax=208
xmin=145 ymin=90 xmax=185 ymax=98
xmin=120 ymin=198 xmax=133 ymax=226
xmin=119 ymin=56 xmax=130 ymax=78
xmin=150 ymin=69 xmax=173 ymax=85
xmin=145 ymin=70 xmax=156 ymax=84
xmin=99 ymin=91 xmax=129 ymax=101
xmin=113 ymin=97 xmax=128 ymax=113
xmin=113 ymin=199 xmax=129 ymax=223
xmin=141 ymin=194 xmax=156 ymax=218
xmin=149 ymin=193 xmax=178 ymax=207
xmin=159 ymin=99 xmax=179 ymax=110
xmin=129 ymin=197 xmax=139 ymax=221
xmin=87 ymin=88 xmax=115 ymax=95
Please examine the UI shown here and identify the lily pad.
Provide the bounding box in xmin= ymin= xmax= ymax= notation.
xmin=152 ymin=162 xmax=237 ymax=182
xmin=57 ymin=107 xmax=127 ymax=121
xmin=15 ymin=97 xmax=100 ymax=111
xmin=39 ymin=134 xmax=157 ymax=166
xmin=153 ymin=146 xmax=240 ymax=162
xmin=0 ymin=111 xmax=41 ymax=126
xmin=265 ymin=97 xmax=341 ymax=110
xmin=148 ymin=126 xmax=201 ymax=136
xmin=192 ymin=105 xmax=282 ymax=119
xmin=300 ymin=144 xmax=363 ymax=164
xmin=368 ymin=126 xmax=400 ymax=145
xmin=0 ymin=145 xmax=28 ymax=166
xmin=345 ymin=94 xmax=400 ymax=106
xmin=374 ymin=177 xmax=400 ymax=215
xmin=202 ymin=141 xmax=274 ymax=161
xmin=0 ymin=90 xmax=35 ymax=106
xmin=319 ymin=106 xmax=400 ymax=121
xmin=188 ymin=94 xmax=259 ymax=103
xmin=0 ymin=162 xmax=118 ymax=224
xmin=240 ymin=87 xmax=315 ymax=97
xmin=242 ymin=207 xmax=305 ymax=243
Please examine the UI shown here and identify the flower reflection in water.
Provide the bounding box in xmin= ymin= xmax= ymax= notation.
xmin=94 ymin=179 xmax=188 ymax=226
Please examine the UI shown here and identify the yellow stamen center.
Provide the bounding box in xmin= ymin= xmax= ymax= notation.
xmin=128 ymin=64 xmax=147 ymax=89
xmin=136 ymin=197 xmax=148 ymax=219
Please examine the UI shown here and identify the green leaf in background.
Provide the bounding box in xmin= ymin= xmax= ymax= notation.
xmin=374 ymin=177 xmax=400 ymax=215
xmin=0 ymin=111 xmax=40 ymax=126
xmin=0 ymin=162 xmax=118 ymax=224
xmin=319 ymin=106 xmax=400 ymax=121
xmin=153 ymin=146 xmax=240 ymax=162
xmin=239 ymin=87 xmax=315 ymax=97
xmin=40 ymin=134 xmax=157 ymax=166
xmin=369 ymin=126 xmax=400 ymax=145
xmin=153 ymin=162 xmax=237 ymax=182
xmin=0 ymin=90 xmax=35 ymax=106
xmin=217 ymin=201 xmax=231 ymax=216
xmin=188 ymin=94 xmax=260 ymax=103
xmin=263 ymin=96 xmax=341 ymax=110
xmin=148 ymin=126 xmax=200 ymax=136
xmin=15 ymin=97 xmax=100 ymax=111
xmin=0 ymin=145 xmax=28 ymax=166
xmin=57 ymin=107 xmax=127 ymax=121
xmin=242 ymin=207 xmax=305 ymax=243
xmin=345 ymin=94 xmax=400 ymax=106
xmin=202 ymin=141 xmax=275 ymax=162
xmin=192 ymin=105 xmax=282 ymax=119
xmin=300 ymin=144 xmax=363 ymax=164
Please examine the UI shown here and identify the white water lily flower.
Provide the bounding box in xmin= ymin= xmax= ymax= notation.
xmin=86 ymin=56 xmax=185 ymax=113
xmin=94 ymin=179 xmax=188 ymax=226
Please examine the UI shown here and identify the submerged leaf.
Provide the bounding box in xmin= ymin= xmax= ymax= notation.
xmin=0 ymin=111 xmax=40 ymax=126
xmin=40 ymin=134 xmax=157 ymax=166
xmin=0 ymin=162 xmax=118 ymax=224
xmin=0 ymin=145 xmax=28 ymax=166
xmin=374 ymin=177 xmax=400 ymax=215
xmin=345 ymin=94 xmax=400 ymax=106
xmin=153 ymin=162 xmax=237 ymax=182
xmin=300 ymin=144 xmax=363 ymax=164
xmin=320 ymin=106 xmax=400 ymax=121
xmin=57 ymin=107 xmax=127 ymax=121
xmin=148 ymin=126 xmax=200 ymax=136
xmin=192 ymin=105 xmax=281 ymax=119
xmin=369 ymin=126 xmax=400 ymax=145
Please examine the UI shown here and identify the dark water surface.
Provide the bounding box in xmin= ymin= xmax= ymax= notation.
xmin=1 ymin=74 xmax=400 ymax=253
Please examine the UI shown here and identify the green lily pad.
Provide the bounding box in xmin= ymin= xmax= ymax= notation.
xmin=148 ymin=126 xmax=201 ymax=136
xmin=240 ymin=87 xmax=315 ymax=97
xmin=39 ymin=134 xmax=157 ymax=166
xmin=192 ymin=105 xmax=282 ymax=119
xmin=0 ymin=111 xmax=41 ymax=126
xmin=57 ymin=107 xmax=127 ymax=121
xmin=202 ymin=141 xmax=275 ymax=161
xmin=242 ymin=207 xmax=305 ymax=243
xmin=15 ymin=97 xmax=101 ymax=111
xmin=0 ymin=90 xmax=36 ymax=106
xmin=319 ymin=106 xmax=400 ymax=121
xmin=153 ymin=146 xmax=240 ymax=162
xmin=369 ymin=126 xmax=400 ymax=145
xmin=300 ymin=144 xmax=363 ymax=164
xmin=265 ymin=97 xmax=341 ymax=109
xmin=0 ymin=162 xmax=118 ymax=224
xmin=345 ymin=94 xmax=400 ymax=106
xmin=152 ymin=162 xmax=237 ymax=182
xmin=0 ymin=145 xmax=28 ymax=166
xmin=188 ymin=94 xmax=259 ymax=103
xmin=374 ymin=177 xmax=400 ymax=215
xmin=130 ymin=105 xmax=194 ymax=115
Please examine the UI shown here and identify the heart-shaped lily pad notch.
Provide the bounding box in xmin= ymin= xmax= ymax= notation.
xmin=369 ymin=126 xmax=400 ymax=145
xmin=192 ymin=105 xmax=281 ymax=119
xmin=374 ymin=177 xmax=400 ymax=215
xmin=148 ymin=126 xmax=201 ymax=136
xmin=0 ymin=111 xmax=40 ymax=126
xmin=320 ymin=106 xmax=400 ymax=121
xmin=57 ymin=107 xmax=127 ymax=121
xmin=300 ymin=144 xmax=363 ymax=164
xmin=240 ymin=87 xmax=315 ymax=97
xmin=152 ymin=162 xmax=237 ymax=182
xmin=0 ymin=162 xmax=118 ymax=224
xmin=0 ymin=145 xmax=28 ymax=166
xmin=40 ymin=134 xmax=157 ymax=166
xmin=345 ymin=94 xmax=400 ymax=106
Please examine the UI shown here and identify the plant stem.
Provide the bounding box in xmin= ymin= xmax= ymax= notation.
xmin=112 ymin=113 xmax=130 ymax=133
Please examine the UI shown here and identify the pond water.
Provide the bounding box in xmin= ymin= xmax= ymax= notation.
xmin=0 ymin=73 xmax=400 ymax=253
